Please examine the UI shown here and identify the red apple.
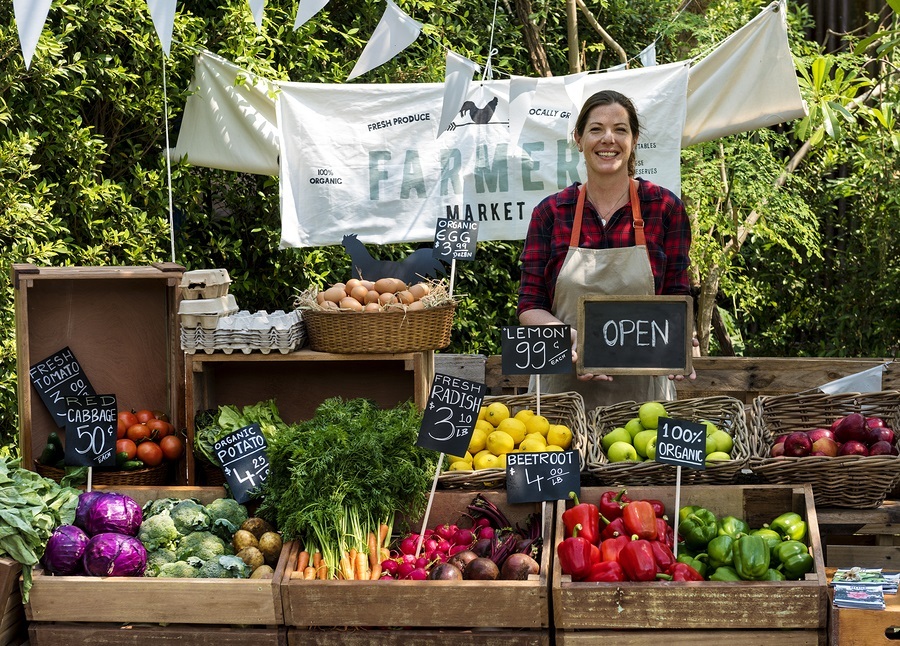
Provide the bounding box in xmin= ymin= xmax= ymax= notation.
xmin=866 ymin=425 xmax=895 ymax=446
xmin=866 ymin=417 xmax=886 ymax=429
xmin=784 ymin=432 xmax=813 ymax=457
xmin=833 ymin=413 xmax=868 ymax=444
xmin=812 ymin=437 xmax=840 ymax=457
xmin=869 ymin=440 xmax=895 ymax=456
xmin=811 ymin=451 xmax=828 ymax=456
xmin=771 ymin=442 xmax=785 ymax=458
xmin=774 ymin=434 xmax=790 ymax=446
xmin=838 ymin=440 xmax=868 ymax=456
xmin=807 ymin=428 xmax=835 ymax=443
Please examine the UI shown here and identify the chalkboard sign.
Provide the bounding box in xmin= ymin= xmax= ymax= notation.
xmin=577 ymin=295 xmax=693 ymax=375
xmin=30 ymin=347 xmax=96 ymax=428
xmin=506 ymin=450 xmax=580 ymax=504
xmin=433 ymin=218 xmax=479 ymax=260
xmin=655 ymin=416 xmax=706 ymax=470
xmin=214 ymin=424 xmax=270 ymax=504
xmin=417 ymin=373 xmax=487 ymax=457
xmin=63 ymin=394 xmax=117 ymax=467
xmin=501 ymin=325 xmax=573 ymax=375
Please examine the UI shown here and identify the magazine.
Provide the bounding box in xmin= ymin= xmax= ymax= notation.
xmin=833 ymin=582 xmax=886 ymax=610
xmin=831 ymin=567 xmax=899 ymax=594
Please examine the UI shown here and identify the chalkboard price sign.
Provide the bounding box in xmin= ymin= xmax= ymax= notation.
xmin=30 ymin=347 xmax=96 ymax=428
xmin=433 ymin=218 xmax=479 ymax=260
xmin=417 ymin=373 xmax=487 ymax=457
xmin=501 ymin=325 xmax=573 ymax=375
xmin=214 ymin=424 xmax=270 ymax=504
xmin=654 ymin=416 xmax=707 ymax=470
xmin=506 ymin=450 xmax=580 ymax=504
xmin=63 ymin=394 xmax=117 ymax=467
xmin=577 ymin=295 xmax=693 ymax=375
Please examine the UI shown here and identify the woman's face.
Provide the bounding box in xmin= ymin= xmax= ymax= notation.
xmin=575 ymin=102 xmax=636 ymax=178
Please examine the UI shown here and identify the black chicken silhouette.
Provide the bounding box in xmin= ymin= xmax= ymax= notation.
xmin=341 ymin=234 xmax=446 ymax=285
xmin=459 ymin=96 xmax=499 ymax=124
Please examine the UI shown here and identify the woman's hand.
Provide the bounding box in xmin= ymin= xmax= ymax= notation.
xmin=571 ymin=327 xmax=613 ymax=381
xmin=667 ymin=337 xmax=700 ymax=381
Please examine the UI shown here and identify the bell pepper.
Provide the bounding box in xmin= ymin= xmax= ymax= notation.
xmin=772 ymin=540 xmax=814 ymax=579
xmin=557 ymin=524 xmax=593 ymax=581
xmin=600 ymin=515 xmax=627 ymax=541
xmin=598 ymin=489 xmax=631 ymax=521
xmin=584 ymin=559 xmax=626 ymax=582
xmin=645 ymin=499 xmax=667 ymax=517
xmin=706 ymin=535 xmax=735 ymax=570
xmin=650 ymin=539 xmax=676 ymax=572
xmin=590 ymin=542 xmax=601 ymax=564
xmin=717 ymin=515 xmax=750 ymax=539
xmin=623 ymin=500 xmax=658 ymax=540
xmin=732 ymin=534 xmax=771 ymax=580
xmin=666 ymin=561 xmax=704 ymax=581
xmin=656 ymin=517 xmax=675 ymax=549
xmin=768 ymin=512 xmax=807 ymax=543
xmin=620 ymin=536 xmax=661 ymax=582
xmin=709 ymin=565 xmax=742 ymax=581
xmin=751 ymin=527 xmax=784 ymax=554
xmin=676 ymin=552 xmax=708 ymax=578
xmin=563 ymin=492 xmax=600 ymax=546
xmin=678 ymin=507 xmax=718 ymax=550
xmin=600 ymin=534 xmax=630 ymax=563
xmin=760 ymin=568 xmax=786 ymax=581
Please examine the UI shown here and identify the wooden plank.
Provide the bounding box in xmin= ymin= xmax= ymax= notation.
xmin=28 ymin=622 xmax=286 ymax=646
xmin=556 ymin=629 xmax=826 ymax=645
xmin=0 ymin=560 xmax=21 ymax=615
xmin=825 ymin=545 xmax=900 ymax=568
xmin=288 ymin=628 xmax=549 ymax=646
xmin=435 ymin=353 xmax=486 ymax=383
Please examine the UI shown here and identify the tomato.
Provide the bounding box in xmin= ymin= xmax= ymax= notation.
xmin=136 ymin=441 xmax=164 ymax=467
xmin=152 ymin=410 xmax=170 ymax=423
xmin=135 ymin=409 xmax=156 ymax=424
xmin=159 ymin=435 xmax=184 ymax=461
xmin=117 ymin=418 xmax=128 ymax=439
xmin=126 ymin=423 xmax=151 ymax=443
xmin=116 ymin=438 xmax=137 ymax=460
xmin=147 ymin=418 xmax=173 ymax=439
xmin=118 ymin=410 xmax=138 ymax=430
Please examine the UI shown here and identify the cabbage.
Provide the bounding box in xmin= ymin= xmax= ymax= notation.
xmin=83 ymin=533 xmax=148 ymax=577
xmin=85 ymin=493 xmax=142 ymax=537
xmin=43 ymin=525 xmax=90 ymax=575
xmin=74 ymin=491 xmax=105 ymax=531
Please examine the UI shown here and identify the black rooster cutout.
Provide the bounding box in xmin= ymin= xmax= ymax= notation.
xmin=459 ymin=97 xmax=499 ymax=124
xmin=342 ymin=234 xmax=446 ymax=285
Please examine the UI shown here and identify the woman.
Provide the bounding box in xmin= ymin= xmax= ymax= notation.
xmin=517 ymin=90 xmax=694 ymax=410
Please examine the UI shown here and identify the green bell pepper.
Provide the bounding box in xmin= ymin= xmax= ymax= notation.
xmin=709 ymin=565 xmax=742 ymax=581
xmin=772 ymin=540 xmax=814 ymax=579
xmin=769 ymin=512 xmax=807 ymax=543
xmin=733 ymin=534 xmax=771 ymax=580
xmin=717 ymin=515 xmax=750 ymax=538
xmin=676 ymin=552 xmax=708 ymax=578
xmin=707 ymin=535 xmax=735 ymax=570
xmin=751 ymin=527 xmax=784 ymax=554
xmin=678 ymin=506 xmax=718 ymax=550
xmin=760 ymin=568 xmax=786 ymax=581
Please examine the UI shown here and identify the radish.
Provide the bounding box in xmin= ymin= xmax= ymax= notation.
xmin=454 ymin=528 xmax=475 ymax=546
xmin=397 ymin=561 xmax=416 ymax=578
xmin=398 ymin=536 xmax=418 ymax=555
xmin=381 ymin=558 xmax=399 ymax=575
xmin=406 ymin=567 xmax=428 ymax=580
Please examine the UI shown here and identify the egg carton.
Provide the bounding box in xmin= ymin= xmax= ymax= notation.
xmin=180 ymin=268 xmax=232 ymax=300
xmin=181 ymin=310 xmax=307 ymax=354
xmin=178 ymin=294 xmax=239 ymax=329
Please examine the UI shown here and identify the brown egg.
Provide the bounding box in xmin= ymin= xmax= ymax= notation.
xmin=322 ymin=286 xmax=346 ymax=303
xmin=374 ymin=278 xmax=399 ymax=294
xmin=360 ymin=280 xmax=375 ymax=291
xmin=396 ymin=290 xmax=415 ymax=305
xmin=364 ymin=290 xmax=381 ymax=304
xmin=390 ymin=278 xmax=408 ymax=293
xmin=332 ymin=282 xmax=346 ymax=293
xmin=408 ymin=283 xmax=428 ymax=301
xmin=378 ymin=292 xmax=396 ymax=306
xmin=407 ymin=300 xmax=426 ymax=311
xmin=349 ymin=284 xmax=369 ymax=303
xmin=363 ymin=302 xmax=382 ymax=312
xmin=345 ymin=278 xmax=362 ymax=295
xmin=316 ymin=292 xmax=326 ymax=305
xmin=321 ymin=300 xmax=339 ymax=310
xmin=339 ymin=297 xmax=363 ymax=311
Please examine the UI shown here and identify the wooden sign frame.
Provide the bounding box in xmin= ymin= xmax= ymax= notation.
xmin=576 ymin=295 xmax=693 ymax=376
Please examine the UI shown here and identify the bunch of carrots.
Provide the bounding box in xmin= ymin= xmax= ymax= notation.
xmin=291 ymin=516 xmax=393 ymax=581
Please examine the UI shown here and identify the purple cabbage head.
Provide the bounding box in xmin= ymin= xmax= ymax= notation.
xmin=43 ymin=525 xmax=90 ymax=575
xmin=74 ymin=491 xmax=106 ymax=531
xmin=82 ymin=533 xmax=148 ymax=577
xmin=85 ymin=493 xmax=143 ymax=537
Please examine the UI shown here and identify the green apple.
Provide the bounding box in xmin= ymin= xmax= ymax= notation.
xmin=633 ymin=430 xmax=658 ymax=458
xmin=602 ymin=427 xmax=632 ymax=452
xmin=607 ymin=441 xmax=639 ymax=462
xmin=703 ymin=420 xmax=719 ymax=436
xmin=711 ymin=430 xmax=734 ymax=454
xmin=706 ymin=451 xmax=732 ymax=462
xmin=638 ymin=401 xmax=667 ymax=430
xmin=646 ymin=438 xmax=657 ymax=461
xmin=705 ymin=435 xmax=718 ymax=455
xmin=624 ymin=417 xmax=645 ymax=440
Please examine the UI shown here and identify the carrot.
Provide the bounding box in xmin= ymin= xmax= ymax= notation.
xmin=379 ymin=523 xmax=390 ymax=549
xmin=296 ymin=550 xmax=311 ymax=573
xmin=313 ymin=551 xmax=322 ymax=568
xmin=367 ymin=531 xmax=379 ymax=569
xmin=303 ymin=566 xmax=316 ymax=580
xmin=354 ymin=550 xmax=368 ymax=581
xmin=369 ymin=562 xmax=382 ymax=580
xmin=380 ymin=547 xmax=390 ymax=563
xmin=340 ymin=553 xmax=355 ymax=580
xmin=349 ymin=547 xmax=358 ymax=564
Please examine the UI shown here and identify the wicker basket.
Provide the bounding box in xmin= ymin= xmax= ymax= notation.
xmin=438 ymin=391 xmax=589 ymax=489
xmin=34 ymin=460 xmax=169 ymax=486
xmin=302 ymin=303 xmax=455 ymax=354
xmin=584 ymin=396 xmax=750 ymax=486
xmin=747 ymin=390 xmax=900 ymax=508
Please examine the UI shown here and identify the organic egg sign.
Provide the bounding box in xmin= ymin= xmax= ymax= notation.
xmin=432 ymin=218 xmax=479 ymax=261
xmin=214 ymin=423 xmax=270 ymax=504
xmin=417 ymin=373 xmax=487 ymax=457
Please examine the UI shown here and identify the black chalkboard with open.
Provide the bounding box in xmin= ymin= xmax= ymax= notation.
xmin=506 ymin=450 xmax=580 ymax=504
xmin=417 ymin=373 xmax=487 ymax=457
xmin=30 ymin=346 xmax=96 ymax=428
xmin=214 ymin=424 xmax=270 ymax=504
xmin=576 ymin=295 xmax=693 ymax=375
xmin=63 ymin=394 xmax=117 ymax=467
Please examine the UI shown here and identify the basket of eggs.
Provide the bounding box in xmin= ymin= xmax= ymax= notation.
xmin=295 ymin=278 xmax=456 ymax=354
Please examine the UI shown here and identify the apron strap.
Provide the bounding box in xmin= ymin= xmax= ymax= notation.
xmin=570 ymin=184 xmax=587 ymax=248
xmin=570 ymin=180 xmax=645 ymax=248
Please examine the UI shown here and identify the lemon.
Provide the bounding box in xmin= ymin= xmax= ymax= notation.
xmin=473 ymin=452 xmax=500 ymax=470
xmin=475 ymin=419 xmax=493 ymax=433
xmin=524 ymin=415 xmax=551 ymax=437
xmin=519 ymin=437 xmax=547 ymax=453
xmin=448 ymin=460 xmax=472 ymax=471
xmin=523 ymin=432 xmax=548 ymax=447
xmin=486 ymin=430 xmax=515 ymax=456
xmin=514 ymin=409 xmax=535 ymax=423
xmin=495 ymin=454 xmax=508 ymax=469
xmin=485 ymin=402 xmax=510 ymax=426
xmin=447 ymin=451 xmax=472 ymax=465
xmin=547 ymin=424 xmax=573 ymax=450
xmin=477 ymin=407 xmax=487 ymax=422
xmin=545 ymin=444 xmax=564 ymax=451
xmin=467 ymin=428 xmax=488 ymax=454
xmin=496 ymin=418 xmax=527 ymax=445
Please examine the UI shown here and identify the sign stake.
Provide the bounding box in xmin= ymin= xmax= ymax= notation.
xmin=673 ymin=465 xmax=682 ymax=558
xmin=416 ymin=453 xmax=444 ymax=557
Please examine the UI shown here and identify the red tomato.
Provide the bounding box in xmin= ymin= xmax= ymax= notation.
xmin=147 ymin=418 xmax=173 ymax=439
xmin=135 ymin=409 xmax=156 ymax=424
xmin=126 ymin=423 xmax=151 ymax=443
xmin=117 ymin=419 xmax=128 ymax=439
xmin=116 ymin=438 xmax=137 ymax=460
xmin=118 ymin=410 xmax=138 ymax=429
xmin=152 ymin=410 xmax=170 ymax=423
xmin=159 ymin=435 xmax=184 ymax=461
xmin=136 ymin=441 xmax=164 ymax=467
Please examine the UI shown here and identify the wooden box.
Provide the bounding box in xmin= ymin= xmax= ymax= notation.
xmin=24 ymin=486 xmax=284 ymax=626
xmin=13 ymin=264 xmax=186 ymax=483
xmin=1 ymin=558 xmax=25 ymax=646
xmin=830 ymin=571 xmax=900 ymax=645
xmin=553 ymin=485 xmax=828 ymax=642
xmin=280 ymin=490 xmax=551 ymax=631
xmin=28 ymin=623 xmax=286 ymax=646
xmin=286 ymin=628 xmax=549 ymax=645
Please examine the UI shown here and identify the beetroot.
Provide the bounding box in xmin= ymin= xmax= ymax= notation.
xmin=464 ymin=557 xmax=499 ymax=580
xmin=427 ymin=563 xmax=464 ymax=580
xmin=499 ymin=553 xmax=540 ymax=580
xmin=447 ymin=549 xmax=478 ymax=572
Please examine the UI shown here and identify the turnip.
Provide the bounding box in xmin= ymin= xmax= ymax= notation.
xmin=464 ymin=557 xmax=499 ymax=580
xmin=500 ymin=553 xmax=540 ymax=580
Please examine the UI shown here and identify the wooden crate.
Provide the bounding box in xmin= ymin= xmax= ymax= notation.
xmin=555 ymin=628 xmax=826 ymax=645
xmin=13 ymin=264 xmax=187 ymax=483
xmin=830 ymin=571 xmax=900 ymax=645
xmin=553 ymin=485 xmax=827 ymax=634
xmin=0 ymin=558 xmax=25 ymax=646
xmin=29 ymin=623 xmax=286 ymax=645
xmin=24 ymin=486 xmax=284 ymax=626
xmin=287 ymin=628 xmax=549 ymax=645
xmin=280 ymin=490 xmax=551 ymax=629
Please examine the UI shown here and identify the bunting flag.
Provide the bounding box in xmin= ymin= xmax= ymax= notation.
xmin=13 ymin=0 xmax=52 ymax=70
xmin=437 ymin=51 xmax=481 ymax=138
xmin=639 ymin=42 xmax=657 ymax=67
xmin=248 ymin=0 xmax=265 ymax=29
xmin=347 ymin=0 xmax=422 ymax=81
xmin=294 ymin=0 xmax=331 ymax=29
xmin=818 ymin=364 xmax=889 ymax=395
xmin=146 ymin=0 xmax=178 ymax=56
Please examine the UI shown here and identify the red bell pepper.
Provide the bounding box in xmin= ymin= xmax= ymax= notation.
xmin=645 ymin=499 xmax=667 ymax=517
xmin=622 ymin=500 xmax=658 ymax=541
xmin=656 ymin=517 xmax=675 ymax=549
xmin=557 ymin=524 xmax=593 ymax=581
xmin=590 ymin=542 xmax=601 ymax=564
xmin=600 ymin=515 xmax=627 ymax=541
xmin=598 ymin=489 xmax=631 ymax=521
xmin=562 ymin=492 xmax=600 ymax=546
xmin=599 ymin=534 xmax=630 ymax=563
xmin=650 ymin=540 xmax=676 ymax=572
xmin=584 ymin=560 xmax=626 ymax=582
xmin=666 ymin=561 xmax=705 ymax=581
xmin=619 ymin=536 xmax=660 ymax=582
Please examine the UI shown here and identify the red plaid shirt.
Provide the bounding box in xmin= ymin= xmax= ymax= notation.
xmin=518 ymin=179 xmax=692 ymax=316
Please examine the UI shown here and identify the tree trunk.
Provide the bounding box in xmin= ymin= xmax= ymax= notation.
xmin=566 ymin=0 xmax=580 ymax=73
xmin=511 ymin=0 xmax=553 ymax=77
xmin=696 ymin=264 xmax=720 ymax=356
xmin=711 ymin=302 xmax=736 ymax=356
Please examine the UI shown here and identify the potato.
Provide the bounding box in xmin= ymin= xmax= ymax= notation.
xmin=241 ymin=517 xmax=277 ymax=540
xmin=258 ymin=531 xmax=284 ymax=567
xmin=250 ymin=564 xmax=274 ymax=579
xmin=237 ymin=546 xmax=265 ymax=571
xmin=232 ymin=529 xmax=259 ymax=553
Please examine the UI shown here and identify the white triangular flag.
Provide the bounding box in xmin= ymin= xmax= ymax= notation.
xmin=818 ymin=364 xmax=888 ymax=395
xmin=606 ymin=62 xmax=627 ymax=72
xmin=294 ymin=0 xmax=330 ymax=29
xmin=437 ymin=51 xmax=480 ymax=137
xmin=248 ymin=0 xmax=265 ymax=29
xmin=146 ymin=0 xmax=178 ymax=56
xmin=13 ymin=0 xmax=52 ymax=70
xmin=347 ymin=0 xmax=422 ymax=81
xmin=639 ymin=41 xmax=657 ymax=67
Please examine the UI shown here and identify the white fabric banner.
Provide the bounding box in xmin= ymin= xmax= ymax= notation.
xmin=13 ymin=0 xmax=52 ymax=70
xmin=294 ymin=0 xmax=331 ymax=29
xmin=248 ymin=0 xmax=266 ymax=29
xmin=347 ymin=0 xmax=422 ymax=81
xmin=437 ymin=51 xmax=481 ymax=138
xmin=278 ymin=63 xmax=689 ymax=247
xmin=146 ymin=0 xmax=178 ymax=56
xmin=818 ymin=364 xmax=889 ymax=395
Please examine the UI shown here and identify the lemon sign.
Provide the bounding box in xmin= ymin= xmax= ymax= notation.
xmin=500 ymin=325 xmax=573 ymax=375
xmin=417 ymin=373 xmax=487 ymax=457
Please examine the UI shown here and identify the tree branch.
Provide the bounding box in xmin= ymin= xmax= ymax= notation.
xmin=575 ymin=0 xmax=628 ymax=66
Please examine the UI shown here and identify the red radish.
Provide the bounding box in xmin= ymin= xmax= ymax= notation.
xmin=398 ymin=536 xmax=418 ymax=555
xmin=406 ymin=567 xmax=428 ymax=580
xmin=397 ymin=561 xmax=415 ymax=578
xmin=381 ymin=559 xmax=399 ymax=575
xmin=454 ymin=528 xmax=475 ymax=546
xmin=477 ymin=526 xmax=495 ymax=539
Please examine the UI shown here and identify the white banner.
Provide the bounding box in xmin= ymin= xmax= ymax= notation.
xmin=146 ymin=0 xmax=178 ymax=56
xmin=278 ymin=62 xmax=689 ymax=247
xmin=13 ymin=0 xmax=52 ymax=70
xmin=437 ymin=51 xmax=481 ymax=138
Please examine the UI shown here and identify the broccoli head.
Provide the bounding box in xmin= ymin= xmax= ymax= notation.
xmin=143 ymin=497 xmax=193 ymax=519
xmin=170 ymin=499 xmax=211 ymax=536
xmin=176 ymin=530 xmax=227 ymax=562
xmin=144 ymin=548 xmax=177 ymax=577
xmin=196 ymin=554 xmax=250 ymax=579
xmin=156 ymin=560 xmax=199 ymax=578
xmin=205 ymin=498 xmax=248 ymax=534
xmin=138 ymin=510 xmax=180 ymax=551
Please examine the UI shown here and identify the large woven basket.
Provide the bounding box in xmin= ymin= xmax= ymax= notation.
xmin=438 ymin=391 xmax=589 ymax=489
xmin=302 ymin=303 xmax=455 ymax=354
xmin=585 ymin=396 xmax=750 ymax=486
xmin=34 ymin=460 xmax=169 ymax=486
xmin=747 ymin=390 xmax=900 ymax=508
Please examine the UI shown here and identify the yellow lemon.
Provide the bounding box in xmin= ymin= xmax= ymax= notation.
xmin=485 ymin=402 xmax=510 ymax=426
xmin=477 ymin=406 xmax=487 ymax=422
xmin=547 ymin=424 xmax=573 ymax=450
xmin=519 ymin=437 xmax=547 ymax=453
xmin=524 ymin=414 xmax=551 ymax=437
xmin=486 ymin=430 xmax=515 ymax=456
xmin=523 ymin=432 xmax=548 ymax=447
xmin=495 ymin=454 xmax=507 ymax=469
xmin=473 ymin=452 xmax=500 ymax=470
xmin=473 ymin=449 xmax=492 ymax=462
xmin=467 ymin=428 xmax=488 ymax=454
xmin=447 ymin=451 xmax=472 ymax=465
xmin=475 ymin=419 xmax=493 ymax=434
xmin=514 ymin=409 xmax=535 ymax=423
xmin=496 ymin=418 xmax=527 ymax=445
xmin=545 ymin=444 xmax=564 ymax=451
xmin=448 ymin=460 xmax=472 ymax=471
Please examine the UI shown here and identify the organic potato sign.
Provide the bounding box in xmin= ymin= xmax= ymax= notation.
xmin=214 ymin=423 xmax=270 ymax=504
xmin=417 ymin=373 xmax=487 ymax=457
xmin=63 ymin=394 xmax=117 ymax=467
xmin=30 ymin=346 xmax=96 ymax=428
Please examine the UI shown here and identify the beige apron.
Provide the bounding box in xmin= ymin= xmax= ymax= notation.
xmin=534 ymin=179 xmax=675 ymax=411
